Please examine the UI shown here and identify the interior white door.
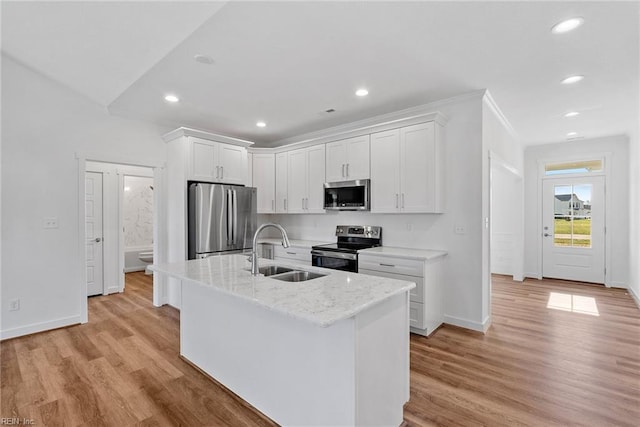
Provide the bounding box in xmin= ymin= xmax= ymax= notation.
xmin=86 ymin=171 xmax=104 ymax=296
xmin=542 ymin=176 xmax=605 ymax=283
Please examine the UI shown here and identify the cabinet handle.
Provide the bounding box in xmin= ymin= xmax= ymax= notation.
xmin=342 ymin=164 xmax=345 ymax=177
xmin=216 ymin=166 xmax=220 ymax=179
xmin=395 ymin=193 xmax=399 ymax=208
xmin=286 ymin=252 xmax=296 ymax=255
xmin=380 ymin=263 xmax=396 ymax=268
xmin=220 ymin=166 xmax=224 ymax=179
xmin=346 ymin=163 xmax=349 ymax=177
xmin=402 ymin=193 xmax=405 ymax=208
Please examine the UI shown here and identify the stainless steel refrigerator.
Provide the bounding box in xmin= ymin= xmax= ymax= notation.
xmin=188 ymin=182 xmax=257 ymax=259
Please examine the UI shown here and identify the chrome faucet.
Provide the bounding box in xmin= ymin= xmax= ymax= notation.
xmin=251 ymin=223 xmax=291 ymax=275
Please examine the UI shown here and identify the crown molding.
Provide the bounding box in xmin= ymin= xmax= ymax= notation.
xmin=482 ymin=90 xmax=519 ymax=142
xmin=162 ymin=127 xmax=255 ymax=147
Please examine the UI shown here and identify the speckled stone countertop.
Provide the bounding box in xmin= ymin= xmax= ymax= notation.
xmin=256 ymin=238 xmax=331 ymax=248
xmin=150 ymin=254 xmax=415 ymax=327
xmin=359 ymin=246 xmax=447 ymax=261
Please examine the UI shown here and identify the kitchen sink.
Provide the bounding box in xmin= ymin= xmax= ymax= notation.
xmin=270 ymin=270 xmax=326 ymax=282
xmin=259 ymin=265 xmax=294 ymax=276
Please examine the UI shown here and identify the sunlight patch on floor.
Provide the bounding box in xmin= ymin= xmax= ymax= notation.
xmin=547 ymin=292 xmax=599 ymax=316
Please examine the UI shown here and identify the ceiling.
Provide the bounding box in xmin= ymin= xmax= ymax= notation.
xmin=2 ymin=1 xmax=638 ymax=147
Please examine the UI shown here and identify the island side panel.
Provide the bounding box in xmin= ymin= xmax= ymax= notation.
xmin=355 ymin=291 xmax=410 ymax=426
xmin=180 ymin=279 xmax=357 ymax=426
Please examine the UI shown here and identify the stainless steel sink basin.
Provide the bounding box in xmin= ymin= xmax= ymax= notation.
xmin=270 ymin=270 xmax=326 ymax=282
xmin=259 ymin=265 xmax=294 ymax=276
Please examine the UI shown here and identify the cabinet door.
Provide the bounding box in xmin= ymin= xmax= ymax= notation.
xmin=275 ymin=152 xmax=288 ymax=213
xmin=325 ymin=139 xmax=347 ymax=183
xmin=253 ymin=153 xmax=275 ymax=213
xmin=370 ymin=129 xmax=400 ymax=213
xmin=218 ymin=144 xmax=247 ymax=185
xmin=287 ymin=149 xmax=307 ymax=213
xmin=400 ymin=122 xmax=435 ymax=213
xmin=345 ymin=135 xmax=370 ymax=180
xmin=306 ymin=144 xmax=326 ymax=213
xmin=191 ymin=138 xmax=218 ymax=181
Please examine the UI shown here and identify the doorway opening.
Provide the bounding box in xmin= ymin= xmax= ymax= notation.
xmin=80 ymin=157 xmax=164 ymax=324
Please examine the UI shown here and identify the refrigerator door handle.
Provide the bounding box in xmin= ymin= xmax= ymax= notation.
xmin=232 ymin=189 xmax=238 ymax=245
xmin=227 ymin=189 xmax=233 ymax=245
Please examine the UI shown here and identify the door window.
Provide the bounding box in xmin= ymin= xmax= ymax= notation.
xmin=553 ymin=184 xmax=592 ymax=248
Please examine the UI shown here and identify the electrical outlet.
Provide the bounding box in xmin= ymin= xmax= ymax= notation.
xmin=9 ymin=299 xmax=20 ymax=311
xmin=43 ymin=217 xmax=59 ymax=229
xmin=454 ymin=225 xmax=466 ymax=235
xmin=406 ymin=223 xmax=413 ymax=231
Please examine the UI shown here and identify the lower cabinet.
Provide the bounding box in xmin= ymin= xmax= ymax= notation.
xmin=359 ymin=254 xmax=444 ymax=336
xmin=273 ymin=245 xmax=312 ymax=265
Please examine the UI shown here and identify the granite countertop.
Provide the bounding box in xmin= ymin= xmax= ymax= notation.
xmin=257 ymin=238 xmax=332 ymax=248
xmin=150 ymin=255 xmax=415 ymax=327
xmin=359 ymin=246 xmax=448 ymax=261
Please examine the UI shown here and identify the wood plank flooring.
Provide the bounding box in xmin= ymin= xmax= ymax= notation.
xmin=2 ymin=273 xmax=639 ymax=426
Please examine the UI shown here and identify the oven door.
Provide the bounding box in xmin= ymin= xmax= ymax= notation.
xmin=311 ymin=250 xmax=358 ymax=272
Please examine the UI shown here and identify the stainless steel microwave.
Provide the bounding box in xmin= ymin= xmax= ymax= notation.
xmin=323 ymin=179 xmax=370 ymax=211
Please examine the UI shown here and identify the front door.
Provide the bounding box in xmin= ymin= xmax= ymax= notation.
xmin=542 ymin=176 xmax=605 ymax=283
xmin=86 ymin=171 xmax=104 ymax=296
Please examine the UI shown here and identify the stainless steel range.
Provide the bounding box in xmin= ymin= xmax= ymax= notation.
xmin=311 ymin=225 xmax=382 ymax=272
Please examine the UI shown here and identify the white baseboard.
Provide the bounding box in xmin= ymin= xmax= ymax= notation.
xmin=609 ymin=281 xmax=627 ymax=289
xmin=0 ymin=315 xmax=81 ymax=341
xmin=524 ymin=271 xmax=541 ymax=280
xmin=443 ymin=314 xmax=486 ymax=333
xmin=628 ymin=286 xmax=640 ymax=310
xmin=124 ymin=266 xmax=147 ymax=273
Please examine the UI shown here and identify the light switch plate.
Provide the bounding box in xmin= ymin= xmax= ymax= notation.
xmin=454 ymin=225 xmax=466 ymax=235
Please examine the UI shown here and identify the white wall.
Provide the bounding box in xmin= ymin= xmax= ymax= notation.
xmin=523 ymin=135 xmax=630 ymax=287
xmin=1 ymin=55 xmax=168 ymax=339
xmin=629 ymin=131 xmax=640 ymax=304
xmin=482 ymin=93 xmax=524 ymax=327
xmin=267 ymin=93 xmax=490 ymax=331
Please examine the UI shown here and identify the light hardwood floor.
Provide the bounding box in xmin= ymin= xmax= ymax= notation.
xmin=2 ymin=273 xmax=639 ymax=426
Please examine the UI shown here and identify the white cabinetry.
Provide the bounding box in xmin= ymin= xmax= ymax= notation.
xmin=275 ymin=152 xmax=288 ymax=213
xmin=273 ymin=245 xmax=311 ymax=264
xmin=370 ymin=122 xmax=444 ymax=213
xmin=287 ymin=145 xmax=325 ymax=213
xmin=359 ymin=253 xmax=444 ymax=336
xmin=252 ymin=153 xmax=276 ymax=213
xmin=325 ymin=135 xmax=370 ymax=182
xmin=189 ymin=136 xmax=247 ymax=185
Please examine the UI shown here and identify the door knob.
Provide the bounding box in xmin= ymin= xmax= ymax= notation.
xmin=543 ymin=233 xmax=551 ymax=237
xmin=95 ymin=237 xmax=102 ymax=242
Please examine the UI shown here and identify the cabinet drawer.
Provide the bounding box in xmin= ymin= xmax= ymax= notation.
xmin=358 ymin=254 xmax=423 ymax=277
xmin=409 ymin=301 xmax=425 ymax=329
xmin=273 ymin=246 xmax=311 ymax=263
xmin=358 ymin=269 xmax=424 ymax=304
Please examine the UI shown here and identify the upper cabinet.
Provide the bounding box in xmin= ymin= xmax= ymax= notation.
xmin=189 ymin=137 xmax=247 ymax=185
xmin=325 ymin=135 xmax=370 ymax=182
xmin=287 ymin=145 xmax=326 ymax=213
xmin=252 ymin=153 xmax=276 ymax=213
xmin=371 ymin=122 xmax=444 ymax=213
xmin=275 ymin=152 xmax=288 ymax=213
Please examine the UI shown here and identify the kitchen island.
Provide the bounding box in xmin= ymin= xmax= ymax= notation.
xmin=150 ymin=254 xmax=415 ymax=426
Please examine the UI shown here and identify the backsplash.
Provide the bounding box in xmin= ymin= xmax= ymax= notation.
xmin=123 ymin=176 xmax=153 ymax=248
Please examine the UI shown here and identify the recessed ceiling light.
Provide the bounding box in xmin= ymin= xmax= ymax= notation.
xmin=567 ymin=132 xmax=578 ymax=137
xmin=256 ymin=121 xmax=266 ymax=128
xmin=194 ymin=54 xmax=214 ymax=65
xmin=561 ymin=75 xmax=584 ymax=84
xmin=164 ymin=94 xmax=179 ymax=103
xmin=355 ymin=88 xmax=369 ymax=97
xmin=564 ymin=111 xmax=580 ymax=118
xmin=551 ymin=17 xmax=584 ymax=34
